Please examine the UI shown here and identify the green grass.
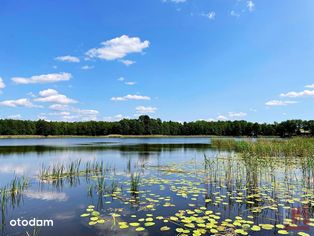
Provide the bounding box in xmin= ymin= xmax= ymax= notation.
xmin=211 ymin=138 xmax=314 ymax=157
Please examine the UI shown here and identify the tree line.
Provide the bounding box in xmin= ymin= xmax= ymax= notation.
xmin=0 ymin=116 xmax=313 ymax=137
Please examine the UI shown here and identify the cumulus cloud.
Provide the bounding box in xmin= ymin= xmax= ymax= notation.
xmin=55 ymin=55 xmax=80 ymax=63
xmin=135 ymin=106 xmax=157 ymax=114
xmin=12 ymin=72 xmax=71 ymax=84
xmin=0 ymin=77 xmax=5 ymax=90
xmin=49 ymin=104 xmax=69 ymax=111
xmin=280 ymin=90 xmax=314 ymax=98
xmin=111 ymin=94 xmax=150 ymax=101
xmin=117 ymin=77 xmax=125 ymax=81
xmin=48 ymin=104 xmax=99 ymax=121
xmin=86 ymin=35 xmax=149 ymax=61
xmin=265 ymin=100 xmax=298 ymax=106
xmin=120 ymin=59 xmax=136 ymax=66
xmin=0 ymin=98 xmax=40 ymax=108
xmin=35 ymin=89 xmax=77 ymax=104
xmin=228 ymin=112 xmax=247 ymax=118
xmin=217 ymin=115 xmax=227 ymax=121
xmin=39 ymin=88 xmax=59 ymax=97
xmin=62 ymin=110 xmax=99 ymax=121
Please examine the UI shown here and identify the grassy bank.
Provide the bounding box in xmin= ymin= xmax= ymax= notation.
xmin=211 ymin=137 xmax=314 ymax=157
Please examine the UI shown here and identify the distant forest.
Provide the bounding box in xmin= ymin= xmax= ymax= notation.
xmin=0 ymin=116 xmax=313 ymax=137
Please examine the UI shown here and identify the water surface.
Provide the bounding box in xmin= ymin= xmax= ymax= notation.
xmin=0 ymin=137 xmax=312 ymax=236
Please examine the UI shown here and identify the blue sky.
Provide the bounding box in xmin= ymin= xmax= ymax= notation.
xmin=0 ymin=0 xmax=314 ymax=123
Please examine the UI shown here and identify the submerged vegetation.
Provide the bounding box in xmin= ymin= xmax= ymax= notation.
xmin=0 ymin=116 xmax=313 ymax=137
xmin=211 ymin=138 xmax=314 ymax=157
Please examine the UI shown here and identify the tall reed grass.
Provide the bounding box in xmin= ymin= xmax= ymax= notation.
xmin=211 ymin=138 xmax=314 ymax=157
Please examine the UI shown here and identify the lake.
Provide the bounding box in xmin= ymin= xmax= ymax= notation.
xmin=0 ymin=137 xmax=313 ymax=236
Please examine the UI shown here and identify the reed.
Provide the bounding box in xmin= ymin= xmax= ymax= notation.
xmin=0 ymin=176 xmax=28 ymax=230
xmin=26 ymin=226 xmax=40 ymax=236
xmin=130 ymin=173 xmax=141 ymax=193
xmin=40 ymin=159 xmax=113 ymax=181
xmin=211 ymin=138 xmax=314 ymax=157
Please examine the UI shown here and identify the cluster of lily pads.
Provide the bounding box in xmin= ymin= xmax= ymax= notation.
xmin=78 ymin=154 xmax=314 ymax=235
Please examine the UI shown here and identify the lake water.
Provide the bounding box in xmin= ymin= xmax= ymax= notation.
xmin=0 ymin=137 xmax=313 ymax=236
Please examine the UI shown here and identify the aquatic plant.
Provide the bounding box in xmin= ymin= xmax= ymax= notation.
xmin=26 ymin=226 xmax=40 ymax=236
xmin=0 ymin=176 xmax=28 ymax=231
xmin=39 ymin=159 xmax=113 ymax=182
xmin=78 ymin=151 xmax=314 ymax=236
xmin=130 ymin=173 xmax=141 ymax=194
xmin=211 ymin=137 xmax=314 ymax=157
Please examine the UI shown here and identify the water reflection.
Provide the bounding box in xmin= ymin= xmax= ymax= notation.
xmin=0 ymin=138 xmax=314 ymax=236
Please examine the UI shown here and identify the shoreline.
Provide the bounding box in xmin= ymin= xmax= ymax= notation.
xmin=0 ymin=135 xmax=280 ymax=139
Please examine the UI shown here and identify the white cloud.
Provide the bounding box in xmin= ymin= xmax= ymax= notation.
xmin=86 ymin=35 xmax=150 ymax=61
xmin=0 ymin=77 xmax=5 ymax=90
xmin=117 ymin=77 xmax=125 ymax=81
xmin=12 ymin=72 xmax=72 ymax=84
xmin=37 ymin=113 xmax=50 ymax=121
xmin=265 ymin=100 xmax=298 ymax=106
xmin=49 ymin=104 xmax=69 ymax=111
xmin=135 ymin=106 xmax=157 ymax=114
xmin=6 ymin=114 xmax=22 ymax=119
xmin=81 ymin=65 xmax=94 ymax=70
xmin=75 ymin=108 xmax=99 ymax=116
xmin=0 ymin=98 xmax=40 ymax=108
xmin=120 ymin=59 xmax=136 ymax=66
xmin=247 ymin=1 xmax=255 ymax=12
xmin=280 ymin=90 xmax=314 ymax=98
xmin=26 ymin=92 xmax=36 ymax=98
xmin=103 ymin=114 xmax=128 ymax=122
xmin=39 ymin=88 xmax=59 ymax=97
xmin=111 ymin=94 xmax=151 ymax=101
xmin=35 ymin=89 xmax=77 ymax=104
xmin=203 ymin=11 xmax=216 ymax=20
xmin=228 ymin=112 xmax=247 ymax=118
xmin=55 ymin=55 xmax=80 ymax=63
xmin=305 ymin=84 xmax=314 ymax=88
xmin=217 ymin=115 xmax=227 ymax=121
xmin=48 ymin=104 xmax=98 ymax=121
xmin=125 ymin=82 xmax=136 ymax=86
xmin=198 ymin=118 xmax=216 ymax=122
xmin=49 ymin=111 xmax=71 ymax=116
